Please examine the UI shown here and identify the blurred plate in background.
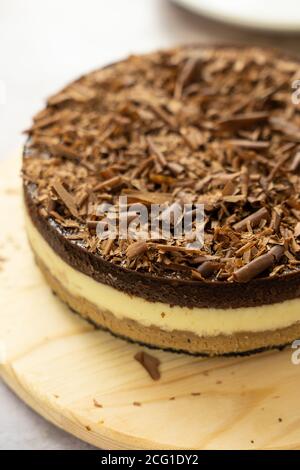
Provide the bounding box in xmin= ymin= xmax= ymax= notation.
xmin=172 ymin=0 xmax=300 ymax=32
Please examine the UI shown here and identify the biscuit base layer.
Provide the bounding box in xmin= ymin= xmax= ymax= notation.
xmin=34 ymin=253 xmax=300 ymax=355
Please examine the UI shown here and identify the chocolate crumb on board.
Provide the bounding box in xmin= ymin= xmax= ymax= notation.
xmin=23 ymin=45 xmax=300 ymax=283
xmin=134 ymin=350 xmax=161 ymax=381
xmin=133 ymin=401 xmax=142 ymax=407
xmin=93 ymin=399 xmax=103 ymax=408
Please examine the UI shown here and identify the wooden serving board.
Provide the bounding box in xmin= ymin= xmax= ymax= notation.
xmin=1 ymin=157 xmax=300 ymax=450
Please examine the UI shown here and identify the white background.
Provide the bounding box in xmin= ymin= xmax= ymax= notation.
xmin=0 ymin=0 xmax=300 ymax=450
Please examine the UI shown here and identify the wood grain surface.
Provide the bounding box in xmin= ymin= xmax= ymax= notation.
xmin=1 ymin=157 xmax=300 ymax=450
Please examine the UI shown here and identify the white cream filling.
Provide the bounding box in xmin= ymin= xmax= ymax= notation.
xmin=26 ymin=213 xmax=300 ymax=337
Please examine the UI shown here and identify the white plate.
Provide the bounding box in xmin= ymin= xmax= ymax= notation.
xmin=172 ymin=0 xmax=300 ymax=32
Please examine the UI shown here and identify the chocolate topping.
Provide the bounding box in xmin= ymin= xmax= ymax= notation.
xmin=22 ymin=45 xmax=300 ymax=307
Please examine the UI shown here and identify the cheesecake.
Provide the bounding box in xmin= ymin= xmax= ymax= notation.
xmin=22 ymin=45 xmax=300 ymax=355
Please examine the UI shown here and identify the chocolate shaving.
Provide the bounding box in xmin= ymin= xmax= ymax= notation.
xmin=233 ymin=245 xmax=285 ymax=282
xmin=131 ymin=156 xmax=154 ymax=178
xmin=94 ymin=176 xmax=123 ymax=192
xmin=148 ymin=103 xmax=176 ymax=129
xmin=270 ymin=117 xmax=300 ymax=141
xmin=51 ymin=143 xmax=80 ymax=160
xmin=149 ymin=173 xmax=176 ymax=185
xmin=52 ymin=180 xmax=79 ymax=219
xmin=270 ymin=208 xmax=282 ymax=232
xmin=295 ymin=222 xmax=300 ymax=238
xmin=134 ymin=351 xmax=160 ymax=380
xmin=233 ymin=207 xmax=269 ymax=232
xmin=225 ymin=139 xmax=270 ymax=149
xmin=290 ymin=152 xmax=300 ymax=172
xmin=267 ymin=153 xmax=292 ymax=181
xmin=197 ymin=261 xmax=221 ymax=278
xmin=126 ymin=241 xmax=148 ymax=259
xmin=150 ymin=243 xmax=200 ymax=254
xmin=222 ymin=180 xmax=236 ymax=196
xmin=174 ymin=57 xmax=202 ymax=99
xmin=240 ymin=165 xmax=249 ymax=198
xmin=217 ymin=112 xmax=269 ymax=132
xmin=147 ymin=137 xmax=167 ymax=168
xmin=25 ymin=110 xmax=79 ymax=132
xmin=167 ymin=162 xmax=184 ymax=175
xmin=103 ymin=238 xmax=114 ymax=256
xmin=123 ymin=190 xmax=172 ymax=205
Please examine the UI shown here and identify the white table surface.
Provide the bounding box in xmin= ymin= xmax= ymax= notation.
xmin=0 ymin=0 xmax=300 ymax=450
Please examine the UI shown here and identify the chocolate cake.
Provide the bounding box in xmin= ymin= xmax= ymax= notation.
xmin=22 ymin=45 xmax=300 ymax=355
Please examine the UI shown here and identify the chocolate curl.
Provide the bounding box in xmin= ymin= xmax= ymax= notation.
xmin=233 ymin=245 xmax=284 ymax=282
xmin=126 ymin=241 xmax=148 ymax=259
xmin=197 ymin=261 xmax=221 ymax=278
xmin=233 ymin=207 xmax=269 ymax=231
xmin=270 ymin=208 xmax=282 ymax=232
xmin=94 ymin=175 xmax=123 ymax=192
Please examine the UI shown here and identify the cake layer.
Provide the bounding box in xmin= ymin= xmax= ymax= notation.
xmin=26 ymin=211 xmax=300 ymax=342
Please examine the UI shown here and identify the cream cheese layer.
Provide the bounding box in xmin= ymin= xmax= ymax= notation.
xmin=26 ymin=213 xmax=300 ymax=337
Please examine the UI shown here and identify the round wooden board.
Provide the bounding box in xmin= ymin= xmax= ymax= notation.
xmin=1 ymin=157 xmax=300 ymax=450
